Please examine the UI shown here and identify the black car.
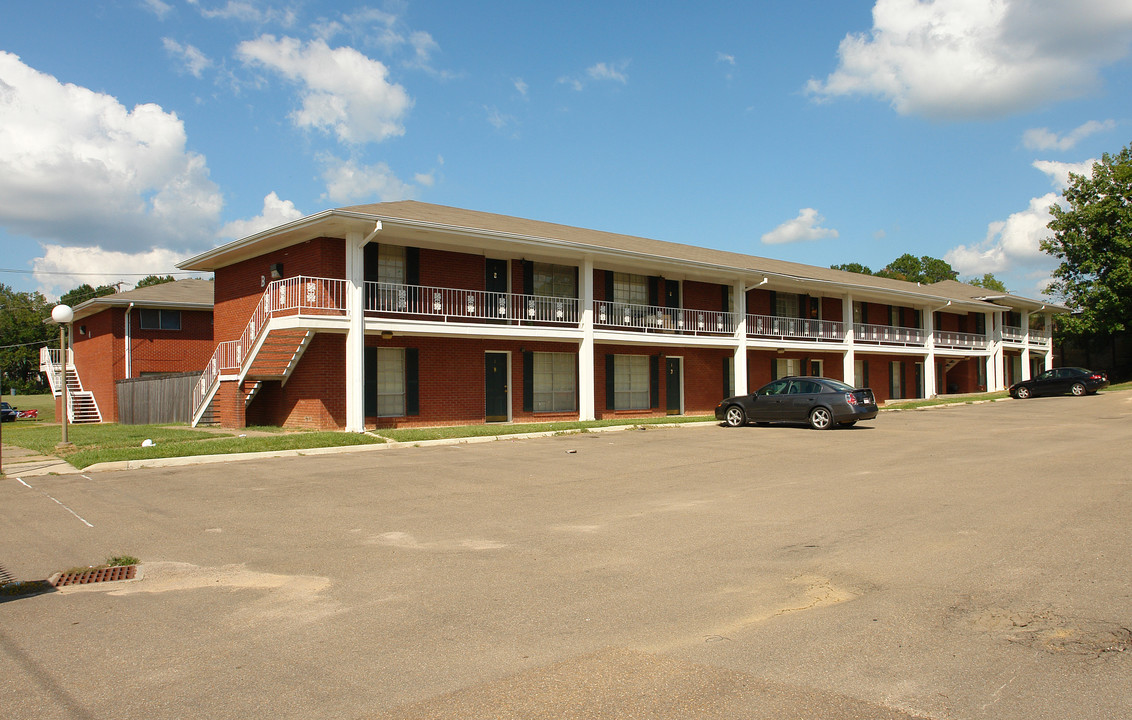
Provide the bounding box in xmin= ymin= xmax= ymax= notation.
xmin=1 ymin=401 xmax=17 ymax=422
xmin=715 ymin=376 xmax=878 ymax=430
xmin=1009 ymin=367 xmax=1109 ymax=399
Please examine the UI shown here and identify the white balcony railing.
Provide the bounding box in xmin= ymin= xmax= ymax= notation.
xmin=365 ymin=282 xmax=580 ymax=325
xmin=1002 ymin=325 xmax=1025 ymax=342
xmin=1030 ymin=328 xmax=1051 ymax=343
xmin=191 ymin=276 xmax=346 ymax=419
xmin=854 ymin=323 xmax=926 ymax=345
xmin=594 ymin=301 xmax=737 ymax=335
xmin=933 ymin=330 xmax=987 ymax=349
xmin=747 ymin=314 xmax=843 ymax=341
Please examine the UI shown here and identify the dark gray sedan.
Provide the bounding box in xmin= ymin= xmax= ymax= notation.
xmin=715 ymin=376 xmax=878 ymax=430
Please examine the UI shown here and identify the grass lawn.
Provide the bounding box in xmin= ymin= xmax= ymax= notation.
xmin=3 ymin=417 xmax=383 ymax=470
xmin=1 ymin=393 xmax=56 ymax=423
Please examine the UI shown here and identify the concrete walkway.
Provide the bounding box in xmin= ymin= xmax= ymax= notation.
xmin=0 ymin=442 xmax=81 ymax=477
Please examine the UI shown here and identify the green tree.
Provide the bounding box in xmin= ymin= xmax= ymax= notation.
xmin=0 ymin=284 xmax=54 ymax=393
xmin=830 ymin=262 xmax=873 ymax=275
xmin=1042 ymin=143 xmax=1132 ymax=342
xmin=136 ymin=274 xmax=177 ymax=288
xmin=965 ymin=273 xmax=1008 ymax=293
xmin=876 ymin=253 xmax=958 ymax=283
xmin=59 ymin=283 xmax=118 ymax=308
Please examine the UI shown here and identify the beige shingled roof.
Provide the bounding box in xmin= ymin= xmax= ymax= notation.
xmin=928 ymin=279 xmax=1067 ymax=313
xmin=70 ymin=279 xmax=214 ymax=321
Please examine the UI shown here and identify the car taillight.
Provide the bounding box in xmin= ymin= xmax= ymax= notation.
xmin=1090 ymin=373 xmax=1104 ymax=380
xmin=845 ymin=392 xmax=857 ymax=405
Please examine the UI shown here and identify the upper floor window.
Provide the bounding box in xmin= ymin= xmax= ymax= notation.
xmin=613 ymin=272 xmax=648 ymax=306
xmin=775 ymin=293 xmax=800 ymax=318
xmin=378 ymin=245 xmax=405 ymax=285
xmin=139 ymin=309 xmax=181 ymax=330
xmin=533 ymin=263 xmax=576 ymax=298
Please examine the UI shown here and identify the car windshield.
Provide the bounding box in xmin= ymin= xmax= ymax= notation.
xmin=822 ymin=379 xmax=855 ymax=392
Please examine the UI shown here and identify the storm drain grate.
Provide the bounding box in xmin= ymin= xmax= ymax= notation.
xmin=52 ymin=565 xmax=137 ymax=587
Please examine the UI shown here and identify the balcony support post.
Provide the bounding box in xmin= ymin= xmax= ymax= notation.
xmin=988 ymin=310 xmax=1005 ymax=391
xmin=842 ymin=293 xmax=855 ymax=384
xmin=578 ymin=256 xmax=596 ymax=421
xmin=345 ymin=224 xmax=380 ymax=432
xmin=1020 ymin=309 xmax=1032 ymax=381
xmin=733 ymin=279 xmax=747 ymax=395
xmin=923 ymin=306 xmax=936 ymax=397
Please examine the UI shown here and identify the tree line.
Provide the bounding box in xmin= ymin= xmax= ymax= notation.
xmin=831 ymin=254 xmax=1007 ymax=292
xmin=1 ymin=275 xmax=178 ymax=394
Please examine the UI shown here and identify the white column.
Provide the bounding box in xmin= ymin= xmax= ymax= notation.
xmin=733 ymin=279 xmax=748 ymax=395
xmin=988 ymin=311 xmax=1004 ymax=391
xmin=923 ymin=307 xmax=936 ymax=398
xmin=842 ymin=293 xmax=855 ymax=383
xmin=344 ymin=231 xmax=367 ymax=432
xmin=578 ymin=256 xmax=596 ymax=421
xmin=1020 ymin=310 xmax=1031 ymax=380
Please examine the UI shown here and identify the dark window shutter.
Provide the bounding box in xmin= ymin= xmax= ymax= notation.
xmin=405 ymin=348 xmax=420 ymax=415
xmin=769 ymin=290 xmax=777 ymax=316
xmin=522 ymin=351 xmax=533 ymax=412
xmin=771 ymin=358 xmax=778 ymax=381
xmin=605 ymin=354 xmax=615 ymax=410
xmin=364 ymin=346 xmax=377 ymax=417
xmin=364 ymin=243 xmax=380 ymax=283
xmin=405 ymin=247 xmax=420 ymax=286
xmin=862 ymin=360 xmax=869 ymax=388
xmin=800 ymin=295 xmax=810 ymax=319
xmin=573 ymin=266 xmax=579 ymax=298
xmin=604 ymin=271 xmax=614 ymax=302
xmin=649 ymin=277 xmax=661 ymax=308
xmin=721 ymin=285 xmax=730 ymax=312
xmin=523 ymin=261 xmax=534 ymax=296
xmin=810 ymin=296 xmax=820 ymax=319
xmin=650 ymin=355 xmax=660 ymax=409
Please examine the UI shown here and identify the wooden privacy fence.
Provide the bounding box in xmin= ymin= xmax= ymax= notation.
xmin=115 ymin=372 xmax=198 ymax=425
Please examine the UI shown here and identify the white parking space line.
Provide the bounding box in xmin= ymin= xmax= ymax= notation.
xmin=14 ymin=477 xmax=94 ymax=528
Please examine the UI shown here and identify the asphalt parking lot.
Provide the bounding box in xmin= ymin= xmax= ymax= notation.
xmin=2 ymin=393 xmax=1131 ymax=719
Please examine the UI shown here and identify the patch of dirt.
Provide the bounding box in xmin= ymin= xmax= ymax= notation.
xmin=958 ymin=603 xmax=1131 ymax=660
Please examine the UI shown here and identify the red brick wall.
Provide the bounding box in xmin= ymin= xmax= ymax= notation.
xmin=246 ymin=333 xmax=346 ymax=430
xmin=213 ymin=237 xmax=343 ymax=342
xmin=419 ymin=248 xmax=484 ymax=290
xmin=594 ymin=344 xmax=728 ymax=420
xmin=746 ymin=289 xmax=771 ymax=316
xmin=70 ymin=306 xmax=213 ymax=422
xmin=682 ymin=280 xmax=726 ymax=312
xmin=822 ymin=297 xmax=843 ymax=321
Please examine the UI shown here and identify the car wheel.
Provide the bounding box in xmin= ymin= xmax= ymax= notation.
xmin=1071 ymin=382 xmax=1086 ymax=396
xmin=724 ymin=405 xmax=747 ymax=427
xmin=809 ymin=406 xmax=833 ymax=430
xmin=1014 ymin=386 xmax=1031 ymax=399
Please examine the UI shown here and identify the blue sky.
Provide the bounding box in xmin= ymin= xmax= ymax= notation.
xmin=1 ymin=1 xmax=1130 ymax=300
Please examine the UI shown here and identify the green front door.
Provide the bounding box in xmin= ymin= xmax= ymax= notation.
xmin=485 ymin=352 xmax=509 ymax=422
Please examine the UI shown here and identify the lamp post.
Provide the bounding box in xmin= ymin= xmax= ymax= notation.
xmin=51 ymin=304 xmax=74 ymax=449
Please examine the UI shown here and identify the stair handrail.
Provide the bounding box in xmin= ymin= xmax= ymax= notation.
xmin=190 ymin=276 xmax=347 ymax=422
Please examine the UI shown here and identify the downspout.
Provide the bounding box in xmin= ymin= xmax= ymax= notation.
xmin=125 ymin=302 xmax=134 ymax=379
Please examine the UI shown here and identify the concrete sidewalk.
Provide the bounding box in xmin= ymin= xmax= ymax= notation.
xmin=0 ymin=443 xmax=81 ymax=477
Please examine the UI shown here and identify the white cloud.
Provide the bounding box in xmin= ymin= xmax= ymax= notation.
xmin=0 ymin=51 xmax=223 ymax=255
xmin=807 ymin=0 xmax=1132 ymax=119
xmin=716 ymin=52 xmax=736 ymax=65
xmin=1022 ymin=119 xmax=1116 ymax=150
xmin=237 ymin=35 xmax=413 ymax=144
xmin=761 ymin=209 xmax=840 ymax=245
xmin=189 ymin=0 xmax=297 ymax=27
xmin=943 ymin=159 xmax=1095 ymax=290
xmin=163 ymin=38 xmax=212 ymax=78
xmin=143 ymin=0 xmax=174 ymax=20
xmin=218 ymin=192 xmax=303 ymax=239
xmin=32 ymin=244 xmax=192 ymax=299
xmin=514 ymin=77 xmax=529 ymax=98
xmin=587 ymin=61 xmax=629 ymax=84
xmin=559 ymin=61 xmax=630 ymax=91
xmin=319 ymin=156 xmax=416 ymax=204
xmin=485 ymin=105 xmax=516 ymax=131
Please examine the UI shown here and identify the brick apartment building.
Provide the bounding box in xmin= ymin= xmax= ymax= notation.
xmin=177 ymin=201 xmax=1064 ymax=431
xmin=46 ymin=279 xmax=214 ymax=423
